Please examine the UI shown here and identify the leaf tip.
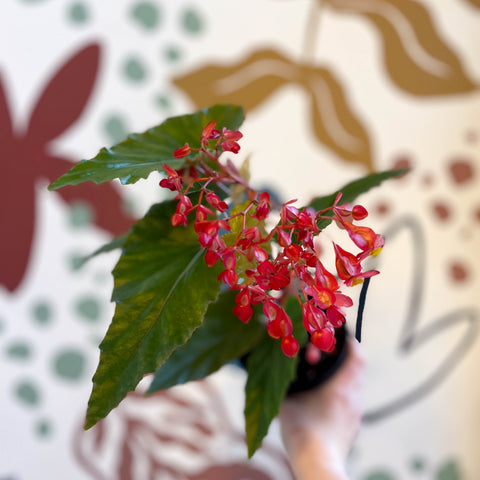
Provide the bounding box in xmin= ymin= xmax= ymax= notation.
xmin=47 ymin=179 xmax=61 ymax=191
xmin=247 ymin=444 xmax=258 ymax=459
xmin=83 ymin=414 xmax=96 ymax=431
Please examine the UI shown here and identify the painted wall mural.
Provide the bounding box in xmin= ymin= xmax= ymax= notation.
xmin=1 ymin=1 xmax=479 ymax=479
xmin=0 ymin=43 xmax=134 ymax=292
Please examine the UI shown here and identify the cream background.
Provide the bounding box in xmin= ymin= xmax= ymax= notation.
xmin=1 ymin=1 xmax=479 ymax=478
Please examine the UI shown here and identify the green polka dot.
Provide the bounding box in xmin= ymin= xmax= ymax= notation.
xmin=68 ymin=2 xmax=89 ymax=23
xmin=35 ymin=418 xmax=53 ymax=439
xmin=69 ymin=201 xmax=93 ymax=228
xmin=164 ymin=45 xmax=182 ymax=63
xmin=90 ymin=334 xmax=104 ymax=347
xmin=94 ymin=271 xmax=110 ymax=284
xmin=123 ymin=56 xmax=147 ymax=82
xmin=68 ymin=252 xmax=86 ymax=271
xmin=104 ymin=114 xmax=128 ymax=143
xmin=131 ymin=2 xmax=160 ymax=30
xmin=6 ymin=341 xmax=32 ymax=360
xmin=155 ymin=94 xmax=171 ymax=110
xmin=364 ymin=472 xmax=396 ymax=480
xmin=53 ymin=349 xmax=86 ymax=381
xmin=410 ymin=457 xmax=426 ymax=472
xmin=14 ymin=380 xmax=40 ymax=406
xmin=32 ymin=301 xmax=53 ymax=326
xmin=181 ymin=8 xmax=204 ymax=34
xmin=436 ymin=460 xmax=462 ymax=480
xmin=75 ymin=296 xmax=100 ymax=322
xmin=122 ymin=197 xmax=139 ymax=217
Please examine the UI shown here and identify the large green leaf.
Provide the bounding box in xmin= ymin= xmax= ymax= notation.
xmin=49 ymin=104 xmax=245 ymax=190
xmin=147 ymin=291 xmax=265 ymax=393
xmin=244 ymin=298 xmax=305 ymax=457
xmin=309 ymin=168 xmax=407 ymax=229
xmin=85 ymin=200 xmax=221 ymax=429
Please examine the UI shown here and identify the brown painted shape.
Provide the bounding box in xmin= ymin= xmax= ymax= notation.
xmin=432 ymin=201 xmax=451 ymax=221
xmin=301 ymin=65 xmax=373 ymax=171
xmin=463 ymin=0 xmax=480 ymax=8
xmin=173 ymin=48 xmax=373 ymax=170
xmin=449 ymin=261 xmax=469 ymax=283
xmin=448 ymin=157 xmax=475 ymax=184
xmin=326 ymin=0 xmax=476 ymax=96
xmin=173 ymin=49 xmax=294 ymax=111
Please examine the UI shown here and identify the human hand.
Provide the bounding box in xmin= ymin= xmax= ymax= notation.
xmin=279 ymin=337 xmax=365 ymax=480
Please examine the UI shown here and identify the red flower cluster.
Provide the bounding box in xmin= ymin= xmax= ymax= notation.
xmin=160 ymin=121 xmax=383 ymax=357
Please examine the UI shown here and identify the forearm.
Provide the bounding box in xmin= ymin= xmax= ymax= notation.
xmin=286 ymin=430 xmax=350 ymax=480
xmin=280 ymin=339 xmax=364 ymax=480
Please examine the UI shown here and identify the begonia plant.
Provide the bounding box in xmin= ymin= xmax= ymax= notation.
xmin=49 ymin=104 xmax=402 ymax=456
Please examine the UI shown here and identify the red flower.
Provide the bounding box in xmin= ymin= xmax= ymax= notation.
xmin=204 ymin=249 xmax=220 ymax=267
xmin=175 ymin=194 xmax=193 ymax=214
xmin=344 ymin=221 xmax=384 ymax=254
xmin=302 ymin=301 xmax=327 ymax=333
xmin=333 ymin=243 xmax=379 ymax=286
xmin=264 ymin=300 xmax=292 ymax=337
xmin=160 ymin=164 xmax=183 ymax=191
xmin=332 ymin=194 xmax=369 ymax=221
xmin=254 ymin=261 xmax=290 ymax=291
xmin=173 ymin=143 xmax=192 ymax=159
xmin=233 ymin=304 xmax=253 ymax=323
xmin=220 ymin=127 xmax=243 ymax=153
xmin=206 ymin=191 xmax=228 ymax=212
xmin=218 ymin=268 xmax=238 ymax=287
xmin=164 ymin=122 xmax=385 ymax=358
xmin=254 ymin=192 xmax=270 ymax=220
xmin=233 ymin=288 xmax=253 ymax=323
xmin=311 ymin=327 xmax=336 ymax=353
xmin=314 ymin=260 xmax=339 ymax=291
xmin=201 ymin=120 xmax=220 ymax=147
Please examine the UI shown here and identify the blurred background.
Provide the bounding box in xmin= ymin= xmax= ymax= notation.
xmin=1 ymin=0 xmax=479 ymax=478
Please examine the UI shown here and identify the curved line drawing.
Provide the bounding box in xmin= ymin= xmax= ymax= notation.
xmin=362 ymin=215 xmax=479 ymax=423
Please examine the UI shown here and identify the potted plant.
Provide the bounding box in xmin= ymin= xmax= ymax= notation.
xmin=49 ymin=104 xmax=402 ymax=457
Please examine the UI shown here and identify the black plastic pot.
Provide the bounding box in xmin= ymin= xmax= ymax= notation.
xmin=239 ymin=324 xmax=348 ymax=395
xmin=287 ymin=325 xmax=348 ymax=394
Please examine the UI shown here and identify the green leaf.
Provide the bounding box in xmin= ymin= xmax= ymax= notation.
xmin=244 ymin=297 xmax=304 ymax=457
xmin=85 ymin=200 xmax=221 ymax=429
xmin=244 ymin=335 xmax=297 ymax=457
xmin=286 ymin=297 xmax=308 ymax=347
xmin=309 ymin=168 xmax=407 ymax=229
xmin=49 ymin=104 xmax=245 ymax=190
xmin=75 ymin=234 xmax=128 ymax=268
xmin=147 ymin=291 xmax=265 ymax=393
